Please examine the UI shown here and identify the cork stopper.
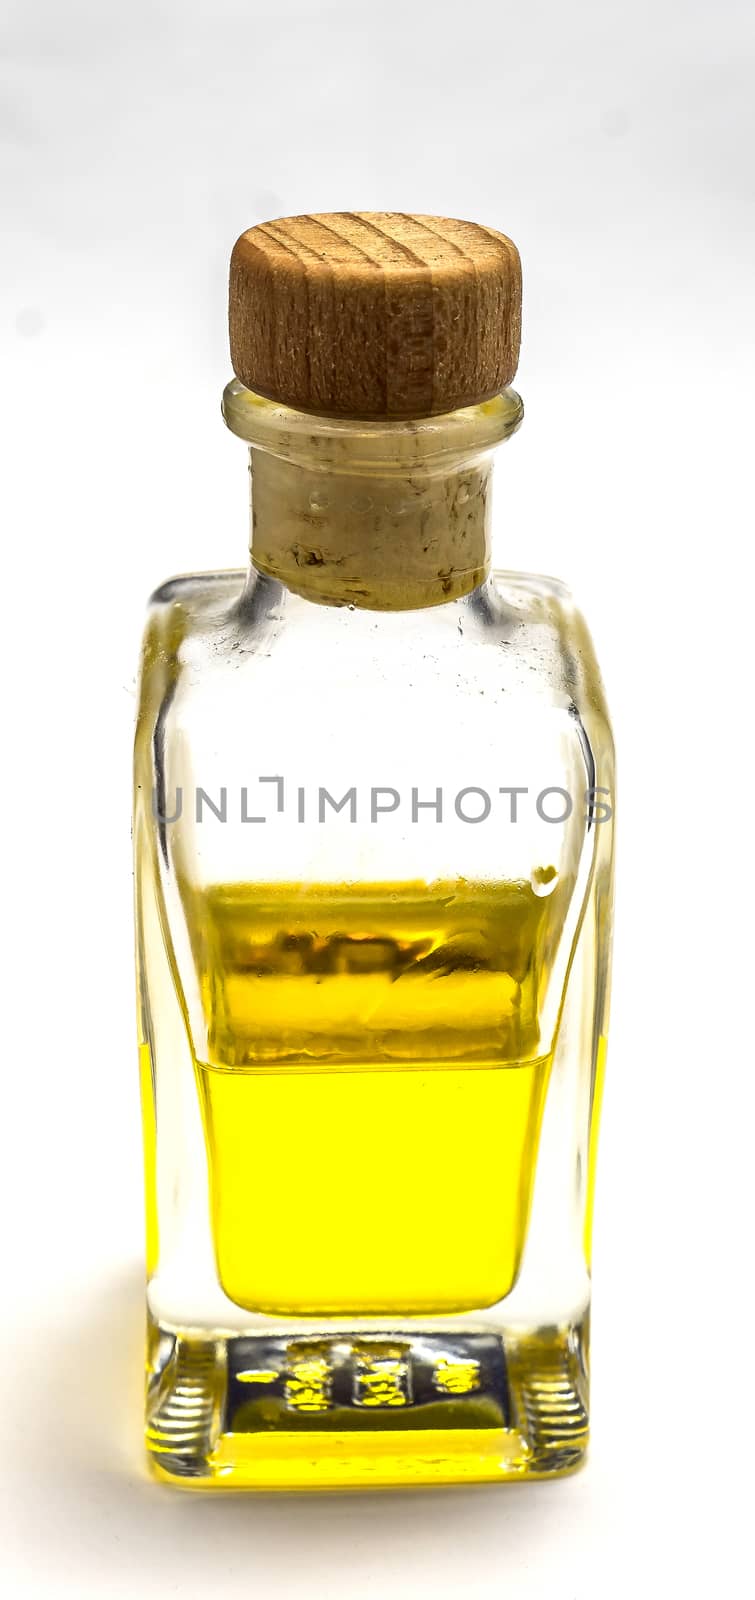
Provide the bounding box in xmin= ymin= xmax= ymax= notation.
xmin=229 ymin=212 xmax=521 ymax=421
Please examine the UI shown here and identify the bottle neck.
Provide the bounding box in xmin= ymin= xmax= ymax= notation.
xmin=222 ymin=381 xmax=523 ymax=612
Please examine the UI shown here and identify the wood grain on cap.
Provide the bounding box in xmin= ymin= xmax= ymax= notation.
xmin=229 ymin=212 xmax=521 ymax=420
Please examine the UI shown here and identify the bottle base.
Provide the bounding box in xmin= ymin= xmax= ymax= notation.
xmin=145 ymin=1316 xmax=589 ymax=1489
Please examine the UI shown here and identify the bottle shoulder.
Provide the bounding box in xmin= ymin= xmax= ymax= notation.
xmin=487 ymin=569 xmax=612 ymax=733
xmin=148 ymin=569 xmax=247 ymax=610
xmin=136 ymin=566 xmax=612 ymax=757
xmin=145 ymin=565 xmax=575 ymax=615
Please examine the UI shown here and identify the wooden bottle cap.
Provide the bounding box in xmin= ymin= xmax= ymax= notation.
xmin=229 ymin=212 xmax=521 ymax=421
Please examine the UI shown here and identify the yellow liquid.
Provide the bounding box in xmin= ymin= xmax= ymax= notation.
xmin=138 ymin=1040 xmax=159 ymax=1276
xmin=184 ymin=880 xmax=554 ymax=1317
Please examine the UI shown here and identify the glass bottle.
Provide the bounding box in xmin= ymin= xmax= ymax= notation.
xmin=134 ymin=213 xmax=615 ymax=1489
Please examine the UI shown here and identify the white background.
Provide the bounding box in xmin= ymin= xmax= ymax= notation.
xmin=2 ymin=1 xmax=753 ymax=1593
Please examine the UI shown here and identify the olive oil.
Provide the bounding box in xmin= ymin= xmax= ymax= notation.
xmin=185 ymin=880 xmax=554 ymax=1317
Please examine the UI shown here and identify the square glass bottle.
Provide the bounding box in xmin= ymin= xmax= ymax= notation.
xmin=134 ymin=213 xmax=614 ymax=1488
